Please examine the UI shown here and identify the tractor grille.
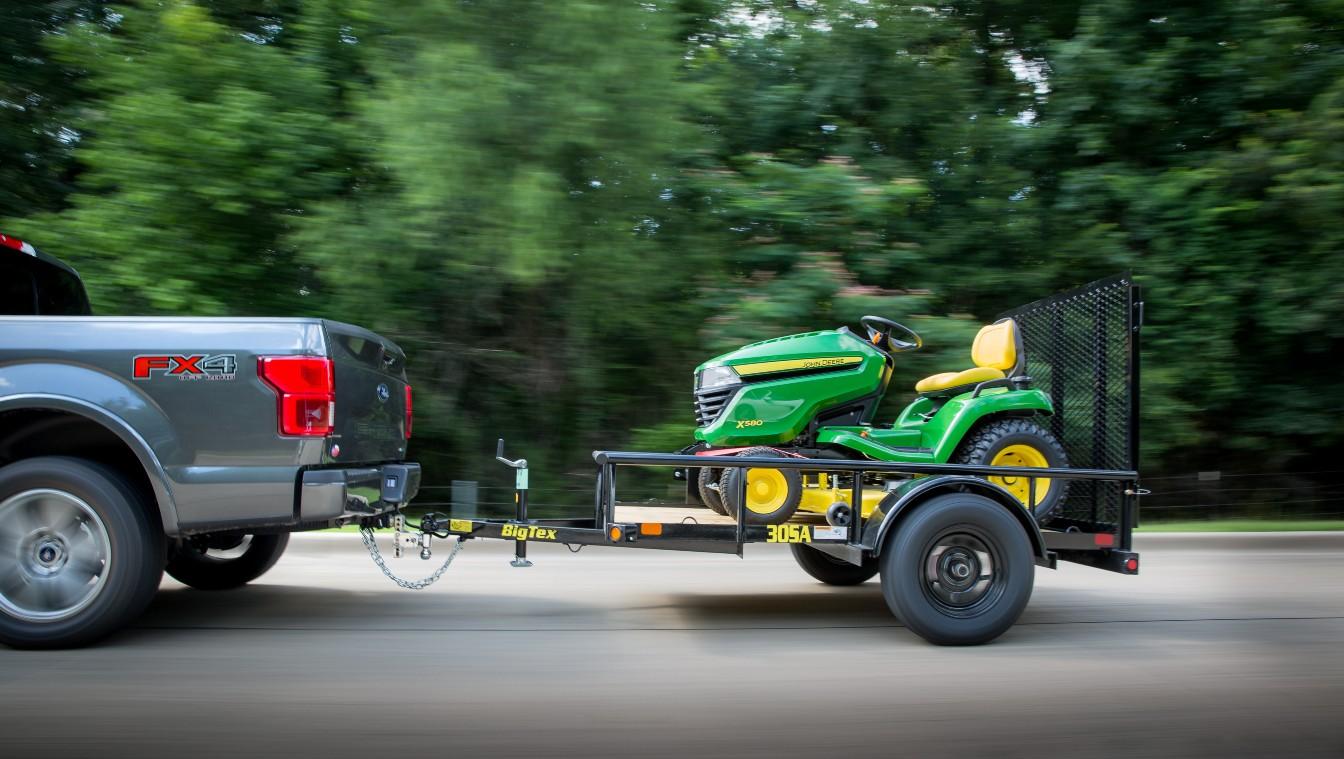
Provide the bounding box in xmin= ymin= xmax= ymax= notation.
xmin=999 ymin=274 xmax=1140 ymax=532
xmin=694 ymin=385 xmax=739 ymax=428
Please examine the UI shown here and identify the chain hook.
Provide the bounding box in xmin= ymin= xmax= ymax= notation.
xmin=359 ymin=526 xmax=465 ymax=590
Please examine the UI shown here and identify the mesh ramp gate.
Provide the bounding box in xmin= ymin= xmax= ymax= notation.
xmin=998 ymin=274 xmax=1141 ymax=532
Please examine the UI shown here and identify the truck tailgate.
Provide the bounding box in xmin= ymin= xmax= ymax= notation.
xmin=323 ymin=320 xmax=410 ymax=463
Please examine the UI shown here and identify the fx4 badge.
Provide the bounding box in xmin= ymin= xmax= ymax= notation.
xmin=133 ymin=354 xmax=238 ymax=381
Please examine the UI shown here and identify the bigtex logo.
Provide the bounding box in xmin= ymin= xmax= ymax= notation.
xmin=501 ymin=524 xmax=558 ymax=541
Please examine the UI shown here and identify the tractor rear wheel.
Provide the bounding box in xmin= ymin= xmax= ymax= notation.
xmin=719 ymin=447 xmax=802 ymax=525
xmin=953 ymin=418 xmax=1068 ymax=524
xmin=696 ymin=466 xmax=728 ymax=516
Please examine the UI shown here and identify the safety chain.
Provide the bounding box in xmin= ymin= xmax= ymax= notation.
xmin=359 ymin=526 xmax=465 ymax=590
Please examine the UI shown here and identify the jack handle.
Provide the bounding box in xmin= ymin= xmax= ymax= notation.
xmin=496 ymin=438 xmax=527 ymax=469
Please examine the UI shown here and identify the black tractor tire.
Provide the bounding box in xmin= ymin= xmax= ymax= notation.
xmin=790 ymin=544 xmax=879 ymax=586
xmin=166 ymin=532 xmax=289 ymax=591
xmin=953 ymin=417 xmax=1069 ymax=524
xmin=684 ymin=467 xmax=705 ymax=506
xmin=0 ymin=457 xmax=164 ymax=649
xmin=719 ymin=447 xmax=802 ymax=525
xmin=880 ymin=493 xmax=1034 ymax=646
xmin=696 ymin=466 xmax=728 ymax=516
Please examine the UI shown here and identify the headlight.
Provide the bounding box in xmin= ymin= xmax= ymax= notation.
xmin=697 ymin=365 xmax=739 ymax=390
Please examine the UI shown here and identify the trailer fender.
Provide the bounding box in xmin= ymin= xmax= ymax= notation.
xmin=863 ymin=475 xmax=1051 ymax=567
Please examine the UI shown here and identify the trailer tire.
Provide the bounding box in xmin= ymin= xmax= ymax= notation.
xmin=166 ymin=533 xmax=289 ymax=591
xmin=880 ymin=493 xmax=1033 ymax=645
xmin=0 ymin=457 xmax=163 ymax=649
xmin=790 ymin=544 xmax=878 ymax=585
xmin=697 ymin=466 xmax=728 ymax=515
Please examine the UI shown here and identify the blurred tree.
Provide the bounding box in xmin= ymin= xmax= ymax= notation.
xmin=0 ymin=2 xmax=113 ymax=219
xmin=292 ymin=0 xmax=707 ymax=481
xmin=7 ymin=0 xmax=367 ymax=315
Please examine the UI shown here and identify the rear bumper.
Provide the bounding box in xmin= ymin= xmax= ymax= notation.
xmin=299 ymin=463 xmax=421 ymax=522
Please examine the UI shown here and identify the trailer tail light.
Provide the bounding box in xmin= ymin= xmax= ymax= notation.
xmin=404 ymin=385 xmax=413 ymax=440
xmin=258 ymin=356 xmax=335 ymax=437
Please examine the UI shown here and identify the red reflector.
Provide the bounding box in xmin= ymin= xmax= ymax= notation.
xmin=258 ymin=356 xmax=335 ymax=437
xmin=1094 ymin=533 xmax=1115 ymax=547
xmin=404 ymin=385 xmax=413 ymax=440
xmin=1125 ymin=557 xmax=1139 ymax=572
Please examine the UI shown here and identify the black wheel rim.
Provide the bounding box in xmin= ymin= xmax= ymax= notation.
xmin=919 ymin=526 xmax=1005 ymax=618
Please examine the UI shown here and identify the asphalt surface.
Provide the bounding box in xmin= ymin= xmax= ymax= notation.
xmin=2 ymin=532 xmax=1342 ymax=758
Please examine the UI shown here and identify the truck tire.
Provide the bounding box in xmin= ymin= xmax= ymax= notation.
xmin=719 ymin=447 xmax=802 ymax=525
xmin=790 ymin=544 xmax=878 ymax=585
xmin=953 ymin=418 xmax=1068 ymax=523
xmin=0 ymin=457 xmax=163 ymax=649
xmin=166 ymin=532 xmax=289 ymax=591
xmin=880 ymin=493 xmax=1034 ymax=645
xmin=697 ymin=466 xmax=728 ymax=515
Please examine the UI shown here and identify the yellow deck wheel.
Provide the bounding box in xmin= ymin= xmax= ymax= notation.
xmin=989 ymin=443 xmax=1052 ymax=507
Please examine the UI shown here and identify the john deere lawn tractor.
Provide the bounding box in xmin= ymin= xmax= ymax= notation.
xmin=688 ymin=316 xmax=1067 ymax=525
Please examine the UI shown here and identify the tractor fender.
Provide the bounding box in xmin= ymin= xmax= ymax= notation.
xmin=862 ymin=475 xmax=1051 ymax=566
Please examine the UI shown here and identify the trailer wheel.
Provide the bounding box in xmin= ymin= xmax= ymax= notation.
xmin=880 ymin=493 xmax=1034 ymax=645
xmin=953 ymin=418 xmax=1068 ymax=523
xmin=166 ymin=533 xmax=289 ymax=591
xmin=790 ymin=544 xmax=878 ymax=585
xmin=0 ymin=457 xmax=163 ymax=649
xmin=696 ymin=466 xmax=728 ymax=516
xmin=719 ymin=447 xmax=802 ymax=525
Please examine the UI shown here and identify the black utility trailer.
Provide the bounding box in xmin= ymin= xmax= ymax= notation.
xmin=372 ymin=275 xmax=1144 ymax=646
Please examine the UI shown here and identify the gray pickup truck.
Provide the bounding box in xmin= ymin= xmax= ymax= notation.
xmin=0 ymin=234 xmax=419 ymax=648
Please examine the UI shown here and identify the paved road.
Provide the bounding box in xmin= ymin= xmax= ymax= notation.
xmin=2 ymin=532 xmax=1342 ymax=758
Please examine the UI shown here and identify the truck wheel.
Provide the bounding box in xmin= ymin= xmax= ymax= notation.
xmin=790 ymin=544 xmax=878 ymax=585
xmin=697 ymin=466 xmax=728 ymax=516
xmin=880 ymin=493 xmax=1034 ymax=645
xmin=166 ymin=533 xmax=289 ymax=591
xmin=719 ymin=447 xmax=802 ymax=525
xmin=0 ymin=457 xmax=163 ymax=649
xmin=953 ymin=418 xmax=1068 ymax=523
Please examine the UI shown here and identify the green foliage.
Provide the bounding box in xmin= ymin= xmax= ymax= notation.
xmin=3 ymin=0 xmax=1342 ymax=486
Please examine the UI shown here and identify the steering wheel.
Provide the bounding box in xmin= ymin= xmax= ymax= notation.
xmin=860 ymin=315 xmax=922 ymax=353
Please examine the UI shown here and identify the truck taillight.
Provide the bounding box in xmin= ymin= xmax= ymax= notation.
xmin=404 ymin=385 xmax=413 ymax=440
xmin=258 ymin=356 xmax=335 ymax=437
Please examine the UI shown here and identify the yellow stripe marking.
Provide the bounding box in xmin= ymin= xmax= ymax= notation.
xmin=734 ymin=356 xmax=863 ymax=377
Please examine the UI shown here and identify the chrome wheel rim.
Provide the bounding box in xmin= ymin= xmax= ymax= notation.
xmin=0 ymin=489 xmax=112 ymax=622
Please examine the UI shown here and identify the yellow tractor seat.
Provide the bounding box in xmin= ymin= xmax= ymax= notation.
xmin=914 ymin=318 xmax=1022 ymax=394
xmin=915 ymin=366 xmax=1005 ymax=393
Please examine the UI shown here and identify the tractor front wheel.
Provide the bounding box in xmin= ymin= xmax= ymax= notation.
xmin=696 ymin=466 xmax=728 ymax=516
xmin=719 ymin=447 xmax=802 ymax=525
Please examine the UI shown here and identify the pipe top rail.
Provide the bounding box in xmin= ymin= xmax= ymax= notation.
xmin=591 ymin=450 xmax=1138 ymax=482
